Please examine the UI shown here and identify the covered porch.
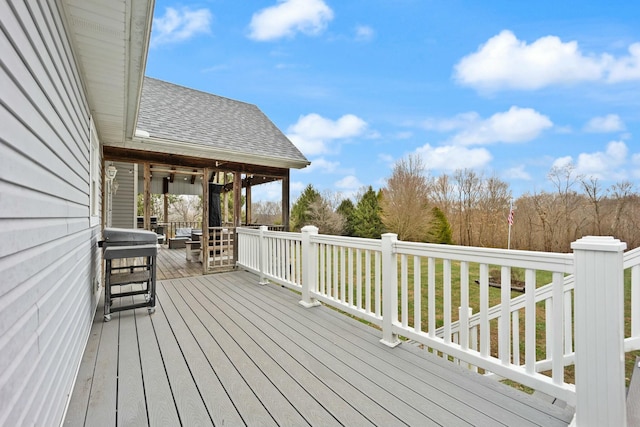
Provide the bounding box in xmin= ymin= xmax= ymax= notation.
xmin=64 ymin=270 xmax=573 ymax=426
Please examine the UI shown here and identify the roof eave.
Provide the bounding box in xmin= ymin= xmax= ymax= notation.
xmin=107 ymin=136 xmax=311 ymax=170
xmin=125 ymin=0 xmax=155 ymax=140
xmin=61 ymin=0 xmax=154 ymax=144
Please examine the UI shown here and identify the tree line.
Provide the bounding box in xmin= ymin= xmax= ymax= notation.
xmin=279 ymin=155 xmax=640 ymax=252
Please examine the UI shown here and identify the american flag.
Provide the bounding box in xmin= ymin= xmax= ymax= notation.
xmin=507 ymin=208 xmax=515 ymax=226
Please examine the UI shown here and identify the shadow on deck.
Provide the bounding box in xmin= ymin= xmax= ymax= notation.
xmin=64 ymin=270 xmax=573 ymax=426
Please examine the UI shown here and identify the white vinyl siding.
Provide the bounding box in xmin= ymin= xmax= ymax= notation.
xmin=0 ymin=1 xmax=101 ymax=426
xmin=90 ymin=118 xmax=100 ymax=225
xmin=111 ymin=161 xmax=136 ymax=229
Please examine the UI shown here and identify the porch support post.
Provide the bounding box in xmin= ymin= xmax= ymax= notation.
xmin=380 ymin=233 xmax=400 ymax=347
xmin=246 ymin=177 xmax=252 ymax=225
xmin=233 ymin=171 xmax=241 ymax=226
xmin=258 ymin=225 xmax=268 ymax=285
xmin=299 ymin=225 xmax=320 ymax=308
xmin=571 ymin=236 xmax=627 ymax=427
xmin=224 ymin=172 xmax=229 ymax=224
xmin=282 ymin=170 xmax=290 ymax=231
xmin=202 ymin=168 xmax=210 ymax=275
xmin=143 ymin=163 xmax=151 ymax=230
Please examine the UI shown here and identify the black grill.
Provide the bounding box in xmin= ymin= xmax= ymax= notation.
xmin=99 ymin=228 xmax=158 ymax=321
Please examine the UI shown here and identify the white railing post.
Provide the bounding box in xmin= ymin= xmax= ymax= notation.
xmin=571 ymin=236 xmax=627 ymax=427
xmin=299 ymin=226 xmax=320 ymax=308
xmin=380 ymin=233 xmax=400 ymax=347
xmin=258 ymin=226 xmax=268 ymax=285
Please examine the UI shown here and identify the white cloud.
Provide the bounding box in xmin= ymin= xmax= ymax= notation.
xmin=248 ymin=0 xmax=334 ymax=41
xmin=454 ymin=30 xmax=640 ymax=91
xmin=378 ymin=153 xmax=394 ymax=164
xmin=632 ymin=154 xmax=640 ymax=178
xmin=394 ymin=131 xmax=414 ymax=140
xmin=425 ymin=107 xmax=552 ymax=145
xmin=584 ymin=114 xmax=625 ymax=133
xmin=152 ymin=7 xmax=212 ymax=46
xmin=287 ymin=113 xmax=368 ymax=156
xmin=504 ymin=165 xmax=532 ymax=180
xmin=608 ymin=43 xmax=640 ymax=82
xmin=415 ymin=144 xmax=492 ymax=171
xmin=575 ymin=141 xmax=627 ymax=179
xmin=552 ymin=155 xmax=574 ymax=170
xmin=422 ymin=112 xmax=480 ymax=132
xmin=335 ymin=175 xmax=362 ymax=190
xmin=299 ymin=157 xmax=340 ymax=174
xmin=552 ymin=141 xmax=630 ymax=180
xmin=250 ymin=181 xmax=282 ymax=202
xmin=354 ymin=25 xmax=374 ymax=42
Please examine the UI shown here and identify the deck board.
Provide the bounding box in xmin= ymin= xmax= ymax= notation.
xmin=66 ymin=270 xmax=574 ymax=427
xmin=149 ymin=292 xmax=213 ymax=426
xmin=135 ymin=306 xmax=182 ymax=426
xmin=156 ymin=246 xmax=203 ymax=280
xmin=159 ymin=280 xmax=260 ymax=426
xmin=117 ymin=296 xmax=148 ymax=426
xmin=198 ymin=275 xmax=436 ymax=426
xmin=242 ymin=273 xmax=570 ymax=427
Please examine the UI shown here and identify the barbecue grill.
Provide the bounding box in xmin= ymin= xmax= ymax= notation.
xmin=99 ymin=228 xmax=158 ymax=322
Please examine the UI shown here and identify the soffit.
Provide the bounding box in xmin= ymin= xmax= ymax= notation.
xmin=62 ymin=0 xmax=153 ymax=144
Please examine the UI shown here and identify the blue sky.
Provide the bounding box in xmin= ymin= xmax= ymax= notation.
xmin=145 ymin=0 xmax=640 ymax=202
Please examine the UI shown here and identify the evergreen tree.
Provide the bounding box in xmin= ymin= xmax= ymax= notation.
xmin=290 ymin=184 xmax=321 ymax=231
xmin=426 ymin=206 xmax=453 ymax=244
xmin=336 ymin=198 xmax=356 ymax=236
xmin=352 ymin=186 xmax=384 ymax=238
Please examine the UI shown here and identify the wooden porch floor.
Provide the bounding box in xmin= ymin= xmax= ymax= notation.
xmin=156 ymin=245 xmax=203 ymax=280
xmin=64 ymin=270 xmax=573 ymax=426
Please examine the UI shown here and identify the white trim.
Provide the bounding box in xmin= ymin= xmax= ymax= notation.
xmin=89 ymin=117 xmax=100 ymax=227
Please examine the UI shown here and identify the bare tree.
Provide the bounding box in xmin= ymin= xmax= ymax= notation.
xmin=473 ymin=175 xmax=511 ymax=247
xmin=609 ymin=180 xmax=634 ymax=236
xmin=380 ymin=154 xmax=432 ymax=242
xmin=252 ymin=201 xmax=282 ymax=225
xmin=547 ymin=163 xmax=583 ymax=250
xmin=454 ymin=169 xmax=482 ymax=246
xmin=581 ymin=176 xmax=604 ymax=234
xmin=307 ymin=197 xmax=345 ymax=235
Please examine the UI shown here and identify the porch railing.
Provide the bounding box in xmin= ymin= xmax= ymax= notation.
xmin=236 ymin=226 xmax=638 ymax=426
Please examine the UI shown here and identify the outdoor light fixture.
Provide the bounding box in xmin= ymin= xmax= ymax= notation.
xmin=106 ymin=165 xmax=117 ymax=181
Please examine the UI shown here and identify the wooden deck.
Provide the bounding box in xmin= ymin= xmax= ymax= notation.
xmin=156 ymin=245 xmax=203 ymax=280
xmin=64 ymin=270 xmax=573 ymax=426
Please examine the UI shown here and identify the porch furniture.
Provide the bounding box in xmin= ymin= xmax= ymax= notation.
xmin=155 ymin=225 xmax=166 ymax=245
xmin=168 ymin=227 xmax=192 ymax=249
xmin=185 ymin=240 xmax=201 ymax=262
xmin=99 ymin=228 xmax=157 ymax=322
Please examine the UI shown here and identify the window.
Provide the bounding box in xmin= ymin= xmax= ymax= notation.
xmin=89 ymin=117 xmax=100 ymax=226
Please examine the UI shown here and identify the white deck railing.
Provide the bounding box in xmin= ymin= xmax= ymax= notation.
xmin=236 ymin=226 xmax=638 ymax=427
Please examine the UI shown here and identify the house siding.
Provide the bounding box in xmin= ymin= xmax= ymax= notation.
xmin=111 ymin=161 xmax=136 ymax=229
xmin=0 ymin=1 xmax=100 ymax=426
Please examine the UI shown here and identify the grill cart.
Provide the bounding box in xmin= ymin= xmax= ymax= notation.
xmin=99 ymin=228 xmax=158 ymax=322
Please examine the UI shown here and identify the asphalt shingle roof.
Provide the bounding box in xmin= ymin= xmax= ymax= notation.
xmin=137 ymin=77 xmax=309 ymax=168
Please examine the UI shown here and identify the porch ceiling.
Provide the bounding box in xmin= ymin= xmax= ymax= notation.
xmin=62 ymin=0 xmax=153 ymax=144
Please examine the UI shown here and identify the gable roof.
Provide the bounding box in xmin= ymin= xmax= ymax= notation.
xmin=132 ymin=77 xmax=310 ymax=170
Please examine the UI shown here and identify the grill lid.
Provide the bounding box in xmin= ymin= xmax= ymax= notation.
xmin=100 ymin=227 xmax=158 ymax=246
